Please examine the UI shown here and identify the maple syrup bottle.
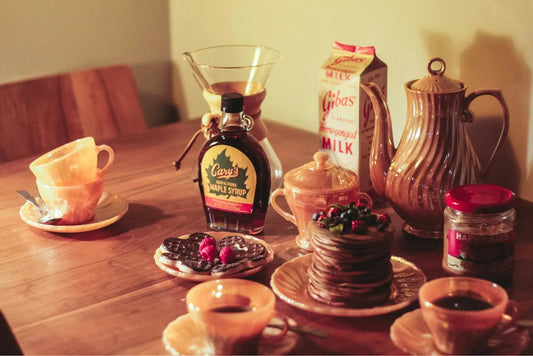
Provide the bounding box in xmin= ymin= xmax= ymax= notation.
xmin=198 ymin=93 xmax=271 ymax=235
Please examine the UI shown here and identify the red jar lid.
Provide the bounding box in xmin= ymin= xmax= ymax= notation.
xmin=445 ymin=184 xmax=515 ymax=213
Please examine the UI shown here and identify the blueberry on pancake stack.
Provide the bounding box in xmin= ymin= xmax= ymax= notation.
xmin=307 ymin=203 xmax=393 ymax=308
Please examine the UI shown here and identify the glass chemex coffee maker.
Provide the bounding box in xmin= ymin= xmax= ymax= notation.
xmin=182 ymin=44 xmax=283 ymax=191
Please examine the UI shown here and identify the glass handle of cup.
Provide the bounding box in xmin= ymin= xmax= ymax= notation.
xmin=495 ymin=299 xmax=521 ymax=337
xmin=271 ymin=188 xmax=296 ymax=225
xmin=502 ymin=300 xmax=520 ymax=325
xmin=263 ymin=313 xmax=290 ymax=343
xmin=358 ymin=192 xmax=374 ymax=209
xmin=96 ymin=144 xmax=114 ymax=176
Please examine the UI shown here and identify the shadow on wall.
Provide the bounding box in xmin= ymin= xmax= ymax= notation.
xmin=422 ymin=30 xmax=531 ymax=198
xmin=131 ymin=61 xmax=180 ymax=127
xmin=460 ymin=31 xmax=530 ymax=197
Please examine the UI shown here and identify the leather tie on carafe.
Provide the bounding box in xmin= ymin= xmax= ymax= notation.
xmin=172 ymin=114 xmax=220 ymax=170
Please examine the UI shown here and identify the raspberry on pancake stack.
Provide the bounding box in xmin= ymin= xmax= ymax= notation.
xmin=307 ymin=203 xmax=393 ymax=308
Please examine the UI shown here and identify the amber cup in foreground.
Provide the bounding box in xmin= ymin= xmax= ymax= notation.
xmin=419 ymin=277 xmax=518 ymax=354
xmin=186 ymin=279 xmax=289 ymax=355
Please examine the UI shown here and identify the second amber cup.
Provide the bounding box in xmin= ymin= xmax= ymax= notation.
xmin=419 ymin=277 xmax=518 ymax=354
xmin=36 ymin=175 xmax=105 ymax=225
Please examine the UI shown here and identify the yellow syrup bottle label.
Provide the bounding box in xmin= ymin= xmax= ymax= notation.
xmin=200 ymin=145 xmax=257 ymax=214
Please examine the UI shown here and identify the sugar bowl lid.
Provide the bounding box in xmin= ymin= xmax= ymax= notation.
xmin=283 ymin=152 xmax=358 ymax=191
xmin=410 ymin=57 xmax=462 ymax=93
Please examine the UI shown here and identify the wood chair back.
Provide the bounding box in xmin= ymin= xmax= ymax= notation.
xmin=0 ymin=65 xmax=147 ymax=162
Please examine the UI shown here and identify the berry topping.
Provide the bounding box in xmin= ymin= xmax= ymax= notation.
xmin=351 ymin=220 xmax=368 ymax=233
xmin=312 ymin=202 xmax=390 ymax=235
xmin=219 ymin=247 xmax=235 ymax=264
xmin=200 ymin=245 xmax=218 ymax=262
xmin=199 ymin=237 xmax=216 ymax=251
xmin=377 ymin=213 xmax=391 ymax=225
xmin=327 ymin=206 xmax=341 ymax=218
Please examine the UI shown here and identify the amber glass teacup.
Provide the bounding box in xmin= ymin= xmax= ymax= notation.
xmin=186 ymin=279 xmax=288 ymax=355
xmin=30 ymin=137 xmax=114 ymax=186
xmin=419 ymin=277 xmax=518 ymax=354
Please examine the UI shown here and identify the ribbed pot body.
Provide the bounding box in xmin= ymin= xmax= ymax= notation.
xmin=385 ymin=81 xmax=482 ymax=237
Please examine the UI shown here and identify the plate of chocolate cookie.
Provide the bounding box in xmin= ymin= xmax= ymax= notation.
xmin=154 ymin=232 xmax=274 ymax=281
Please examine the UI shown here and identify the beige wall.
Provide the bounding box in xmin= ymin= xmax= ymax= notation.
xmin=0 ymin=0 xmax=174 ymax=127
xmin=1 ymin=1 xmax=530 ymax=199
xmin=170 ymin=0 xmax=533 ymax=201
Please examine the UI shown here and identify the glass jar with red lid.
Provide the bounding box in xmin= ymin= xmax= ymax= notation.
xmin=443 ymin=184 xmax=516 ymax=281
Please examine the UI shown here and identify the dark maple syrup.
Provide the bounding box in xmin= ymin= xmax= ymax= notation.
xmin=197 ymin=93 xmax=270 ymax=235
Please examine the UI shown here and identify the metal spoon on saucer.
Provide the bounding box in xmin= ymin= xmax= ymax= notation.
xmin=16 ymin=190 xmax=63 ymax=225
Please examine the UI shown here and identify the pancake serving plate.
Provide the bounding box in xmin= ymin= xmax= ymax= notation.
xmin=270 ymin=254 xmax=426 ymax=317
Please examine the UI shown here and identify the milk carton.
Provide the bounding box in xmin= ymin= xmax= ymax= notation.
xmin=318 ymin=42 xmax=387 ymax=196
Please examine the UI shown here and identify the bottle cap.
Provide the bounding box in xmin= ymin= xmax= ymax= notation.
xmin=221 ymin=93 xmax=244 ymax=113
xmin=445 ymin=184 xmax=516 ymax=214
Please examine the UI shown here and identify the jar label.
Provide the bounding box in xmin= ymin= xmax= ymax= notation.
xmin=446 ymin=229 xmax=514 ymax=274
xmin=200 ymin=145 xmax=256 ymax=214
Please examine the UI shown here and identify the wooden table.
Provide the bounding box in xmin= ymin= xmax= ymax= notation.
xmin=1 ymin=119 xmax=532 ymax=355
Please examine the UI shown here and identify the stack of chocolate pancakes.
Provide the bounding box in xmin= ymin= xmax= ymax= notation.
xmin=158 ymin=232 xmax=269 ymax=276
xmin=307 ymin=220 xmax=393 ymax=308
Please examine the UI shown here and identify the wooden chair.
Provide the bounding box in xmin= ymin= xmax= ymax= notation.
xmin=0 ymin=65 xmax=147 ymax=162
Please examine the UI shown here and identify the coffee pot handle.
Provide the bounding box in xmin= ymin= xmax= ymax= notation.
xmin=463 ymin=89 xmax=509 ymax=181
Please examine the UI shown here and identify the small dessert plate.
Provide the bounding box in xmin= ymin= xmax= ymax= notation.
xmin=163 ymin=313 xmax=299 ymax=355
xmin=270 ymin=254 xmax=426 ymax=317
xmin=390 ymin=308 xmax=530 ymax=355
xmin=19 ymin=192 xmax=128 ymax=233
xmin=154 ymin=231 xmax=274 ymax=281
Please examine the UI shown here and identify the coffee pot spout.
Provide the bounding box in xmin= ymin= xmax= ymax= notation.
xmin=360 ymin=82 xmax=396 ymax=198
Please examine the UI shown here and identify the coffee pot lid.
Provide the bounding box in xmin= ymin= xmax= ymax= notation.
xmin=410 ymin=57 xmax=462 ymax=93
xmin=283 ymin=152 xmax=358 ymax=191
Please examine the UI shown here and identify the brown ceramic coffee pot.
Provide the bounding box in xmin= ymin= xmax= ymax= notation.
xmin=361 ymin=57 xmax=509 ymax=239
